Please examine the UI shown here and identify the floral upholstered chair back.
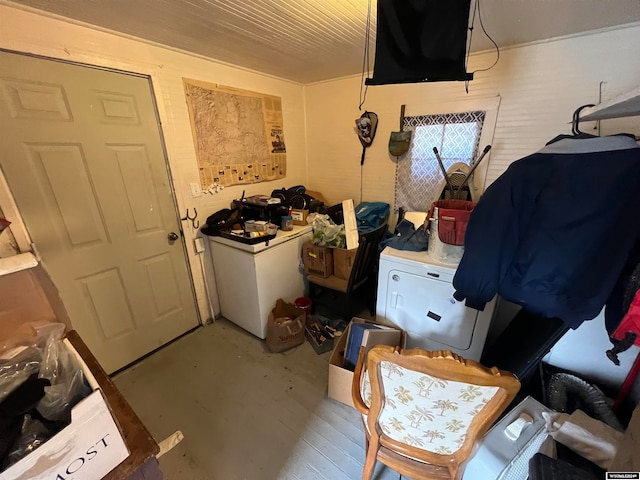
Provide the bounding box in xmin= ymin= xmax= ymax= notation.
xmin=352 ymin=345 xmax=520 ymax=480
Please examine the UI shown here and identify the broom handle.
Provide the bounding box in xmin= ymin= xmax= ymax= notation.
xmin=433 ymin=147 xmax=455 ymax=199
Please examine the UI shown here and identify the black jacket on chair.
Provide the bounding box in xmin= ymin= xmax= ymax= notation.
xmin=453 ymin=135 xmax=640 ymax=329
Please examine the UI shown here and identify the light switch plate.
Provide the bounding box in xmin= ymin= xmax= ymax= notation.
xmin=190 ymin=182 xmax=202 ymax=197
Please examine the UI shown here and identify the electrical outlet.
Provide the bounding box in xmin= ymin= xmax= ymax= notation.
xmin=190 ymin=182 xmax=202 ymax=198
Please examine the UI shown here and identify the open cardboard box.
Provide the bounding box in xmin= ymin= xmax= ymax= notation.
xmin=332 ymin=247 xmax=357 ymax=280
xmin=0 ymin=266 xmax=129 ymax=480
xmin=328 ymin=317 xmax=405 ymax=408
xmin=301 ymin=241 xmax=334 ymax=277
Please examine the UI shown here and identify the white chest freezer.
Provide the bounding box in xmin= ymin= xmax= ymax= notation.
xmin=376 ymin=246 xmax=496 ymax=361
xmin=209 ymin=225 xmax=312 ymax=339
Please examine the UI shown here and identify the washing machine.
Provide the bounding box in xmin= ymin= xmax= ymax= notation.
xmin=376 ymin=246 xmax=496 ymax=361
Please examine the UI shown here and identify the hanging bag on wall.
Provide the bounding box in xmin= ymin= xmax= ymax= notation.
xmin=388 ymin=105 xmax=412 ymax=157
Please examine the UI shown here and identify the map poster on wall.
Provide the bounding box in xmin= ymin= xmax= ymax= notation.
xmin=183 ymin=78 xmax=287 ymax=188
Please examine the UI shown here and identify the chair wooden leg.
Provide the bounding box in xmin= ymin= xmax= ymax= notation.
xmin=362 ymin=436 xmax=378 ymax=480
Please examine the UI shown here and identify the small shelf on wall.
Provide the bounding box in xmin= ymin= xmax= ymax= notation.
xmin=0 ymin=252 xmax=38 ymax=277
xmin=578 ymin=85 xmax=640 ymax=122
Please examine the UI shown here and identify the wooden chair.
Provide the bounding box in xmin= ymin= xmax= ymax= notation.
xmin=351 ymin=345 xmax=521 ymax=480
xmin=307 ymin=222 xmax=388 ymax=317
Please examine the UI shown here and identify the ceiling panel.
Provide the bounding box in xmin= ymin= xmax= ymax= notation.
xmin=7 ymin=0 xmax=640 ymax=84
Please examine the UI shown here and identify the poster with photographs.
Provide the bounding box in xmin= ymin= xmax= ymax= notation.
xmin=184 ymin=79 xmax=287 ymax=188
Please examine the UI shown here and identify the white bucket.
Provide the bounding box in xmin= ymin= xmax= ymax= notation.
xmin=428 ymin=207 xmax=464 ymax=265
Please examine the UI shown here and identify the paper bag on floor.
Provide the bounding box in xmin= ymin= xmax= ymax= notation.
xmin=543 ymin=409 xmax=623 ymax=470
xmin=266 ymin=299 xmax=306 ymax=353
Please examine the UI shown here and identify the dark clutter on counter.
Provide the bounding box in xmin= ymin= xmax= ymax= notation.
xmin=200 ymin=185 xmax=325 ymax=244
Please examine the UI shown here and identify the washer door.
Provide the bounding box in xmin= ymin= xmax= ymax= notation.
xmin=384 ymin=269 xmax=478 ymax=351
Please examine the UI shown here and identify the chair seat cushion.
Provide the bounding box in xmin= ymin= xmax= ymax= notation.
xmin=307 ymin=274 xmax=348 ymax=293
xmin=361 ymin=361 xmax=498 ymax=455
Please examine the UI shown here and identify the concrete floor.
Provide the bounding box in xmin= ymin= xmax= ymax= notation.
xmin=112 ymin=317 xmax=401 ymax=480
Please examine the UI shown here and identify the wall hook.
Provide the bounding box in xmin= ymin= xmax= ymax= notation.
xmin=181 ymin=208 xmax=199 ymax=229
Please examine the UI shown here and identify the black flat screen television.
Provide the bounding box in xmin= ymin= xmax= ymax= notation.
xmin=366 ymin=0 xmax=473 ymax=85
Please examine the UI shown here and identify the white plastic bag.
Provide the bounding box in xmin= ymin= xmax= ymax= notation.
xmin=312 ymin=214 xmax=346 ymax=248
xmin=36 ymin=325 xmax=91 ymax=422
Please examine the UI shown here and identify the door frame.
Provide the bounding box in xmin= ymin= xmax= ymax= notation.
xmin=0 ymin=48 xmax=202 ymax=326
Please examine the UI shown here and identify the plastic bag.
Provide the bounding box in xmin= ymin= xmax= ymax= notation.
xmin=36 ymin=326 xmax=91 ymax=423
xmin=0 ymin=347 xmax=42 ymax=404
xmin=3 ymin=414 xmax=55 ymax=469
xmin=34 ymin=324 xmax=64 ymax=383
xmin=0 ymin=322 xmax=70 ymax=404
xmin=355 ymin=202 xmax=390 ymax=232
xmin=312 ymin=214 xmax=346 ymax=248
xmin=0 ymin=320 xmax=64 ymax=358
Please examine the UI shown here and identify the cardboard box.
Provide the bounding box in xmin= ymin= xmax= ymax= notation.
xmin=0 ymin=340 xmax=130 ymax=480
xmin=328 ymin=317 xmax=404 ymax=408
xmin=0 ymin=266 xmax=129 ymax=480
xmin=333 ymin=247 xmax=357 ymax=280
xmin=0 ymin=264 xmax=70 ymax=342
xmin=301 ymin=241 xmax=333 ymax=277
xmin=291 ymin=209 xmax=309 ymax=226
xmin=305 ymin=190 xmax=328 ymax=206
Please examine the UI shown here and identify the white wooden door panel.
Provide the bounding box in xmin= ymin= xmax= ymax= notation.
xmin=0 ymin=51 xmax=199 ymax=372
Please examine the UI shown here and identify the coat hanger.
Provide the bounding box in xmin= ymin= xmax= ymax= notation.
xmin=570 ymin=104 xmax=638 ymax=141
xmin=547 ymin=104 xmax=598 ymax=145
xmin=571 ymin=104 xmax=596 ymax=136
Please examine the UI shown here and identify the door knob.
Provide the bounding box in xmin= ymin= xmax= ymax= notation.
xmin=168 ymin=232 xmax=179 ymax=243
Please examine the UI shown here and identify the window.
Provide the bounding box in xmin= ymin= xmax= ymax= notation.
xmin=395 ymin=111 xmax=486 ymax=212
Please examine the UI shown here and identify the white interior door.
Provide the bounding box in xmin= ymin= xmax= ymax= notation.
xmin=0 ymin=51 xmax=199 ymax=373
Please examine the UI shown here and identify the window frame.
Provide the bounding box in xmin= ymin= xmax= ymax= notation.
xmin=401 ymin=96 xmax=501 ymax=201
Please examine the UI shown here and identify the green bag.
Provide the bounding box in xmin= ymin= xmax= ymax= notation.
xmin=388 ymin=105 xmax=412 ymax=157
